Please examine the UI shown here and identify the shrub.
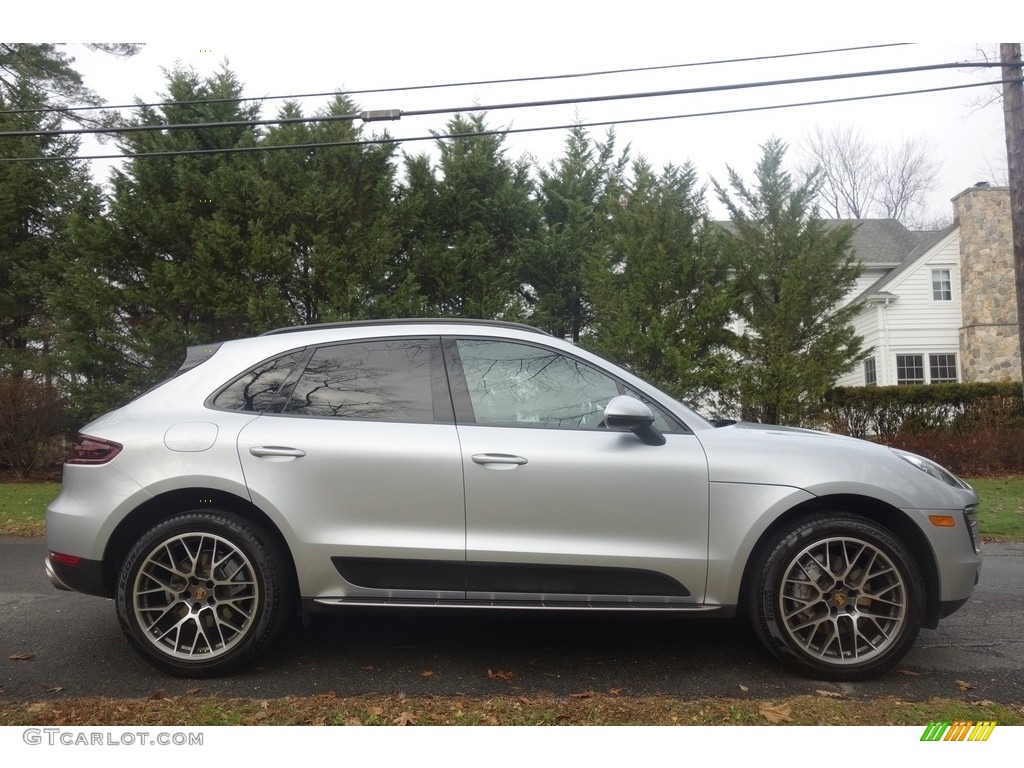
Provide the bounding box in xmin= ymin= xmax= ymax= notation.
xmin=823 ymin=383 xmax=1023 ymax=441
xmin=0 ymin=377 xmax=68 ymax=478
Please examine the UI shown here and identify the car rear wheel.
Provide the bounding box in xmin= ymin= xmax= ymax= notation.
xmin=749 ymin=514 xmax=923 ymax=680
xmin=115 ymin=510 xmax=290 ymax=677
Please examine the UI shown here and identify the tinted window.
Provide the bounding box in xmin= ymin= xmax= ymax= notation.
xmin=456 ymin=340 xmax=621 ymax=429
xmin=285 ymin=339 xmax=435 ymax=422
xmin=212 ymin=352 xmax=301 ymax=412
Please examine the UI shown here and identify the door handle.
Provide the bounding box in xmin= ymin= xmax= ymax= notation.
xmin=249 ymin=446 xmax=306 ymax=458
xmin=471 ymin=453 xmax=528 ymax=466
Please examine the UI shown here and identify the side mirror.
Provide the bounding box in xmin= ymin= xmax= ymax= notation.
xmin=604 ymin=396 xmax=666 ymax=446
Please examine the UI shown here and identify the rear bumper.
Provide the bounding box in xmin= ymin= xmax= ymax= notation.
xmin=45 ymin=553 xmax=111 ymax=598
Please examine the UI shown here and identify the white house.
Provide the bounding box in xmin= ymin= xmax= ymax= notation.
xmin=834 ymin=185 xmax=1019 ymax=387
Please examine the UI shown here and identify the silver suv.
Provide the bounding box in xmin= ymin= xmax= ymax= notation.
xmin=45 ymin=319 xmax=981 ymax=679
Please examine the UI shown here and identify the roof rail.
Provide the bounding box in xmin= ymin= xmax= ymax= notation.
xmin=261 ymin=318 xmax=550 ymax=337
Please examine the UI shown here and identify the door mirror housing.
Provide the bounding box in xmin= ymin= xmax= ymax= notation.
xmin=604 ymin=396 xmax=665 ymax=445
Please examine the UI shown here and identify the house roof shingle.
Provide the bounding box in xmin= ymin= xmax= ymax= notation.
xmin=715 ymin=218 xmax=938 ymax=267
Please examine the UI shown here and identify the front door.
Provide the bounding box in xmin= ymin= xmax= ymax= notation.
xmin=446 ymin=337 xmax=710 ymax=604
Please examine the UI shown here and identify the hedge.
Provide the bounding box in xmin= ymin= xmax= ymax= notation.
xmin=822 ymin=382 xmax=1024 ymax=441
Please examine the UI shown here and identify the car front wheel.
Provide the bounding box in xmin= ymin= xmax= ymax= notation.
xmin=115 ymin=510 xmax=290 ymax=677
xmin=749 ymin=514 xmax=924 ymax=680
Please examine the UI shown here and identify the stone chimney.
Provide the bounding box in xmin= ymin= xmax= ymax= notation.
xmin=954 ymin=185 xmax=1019 ymax=382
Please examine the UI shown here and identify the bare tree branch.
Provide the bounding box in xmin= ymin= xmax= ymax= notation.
xmin=801 ymin=126 xmax=877 ymax=218
xmin=799 ymin=126 xmax=942 ymax=227
xmin=877 ymin=136 xmax=941 ymax=226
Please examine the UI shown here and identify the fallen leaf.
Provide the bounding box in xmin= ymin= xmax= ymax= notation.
xmin=971 ymin=699 xmax=995 ymax=707
xmin=344 ymin=717 xmax=363 ymax=726
xmin=570 ymin=690 xmax=595 ymax=699
xmin=392 ymin=711 xmax=417 ymax=726
xmin=516 ymin=696 xmax=532 ymax=704
xmin=955 ymin=679 xmax=974 ymax=691
xmin=739 ymin=684 xmax=749 ymax=693
xmin=898 ymin=669 xmax=921 ymax=676
xmin=367 ymin=706 xmax=385 ymax=716
xmin=608 ymin=687 xmax=623 ymax=695
xmin=9 ymin=652 xmax=34 ymax=661
xmin=420 ymin=669 xmax=435 ymax=678
xmin=187 ymin=687 xmax=201 ymax=695
xmin=253 ymin=710 xmax=269 ymax=721
xmin=487 ymin=669 xmax=514 ymax=682
xmin=815 ymin=689 xmax=843 ymax=698
xmin=46 ymin=686 xmax=64 ymax=693
xmin=149 ymin=689 xmax=165 ymax=700
xmin=759 ymin=703 xmax=793 ymax=723
xmin=259 ymin=700 xmax=270 ymax=709
xmin=481 ymin=715 xmax=499 ymax=725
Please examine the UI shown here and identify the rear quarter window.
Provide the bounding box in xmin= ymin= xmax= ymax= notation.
xmin=211 ymin=352 xmax=302 ymax=412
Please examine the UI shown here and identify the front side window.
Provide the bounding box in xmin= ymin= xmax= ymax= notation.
xmin=453 ymin=339 xmax=680 ymax=432
xmin=212 ymin=352 xmax=302 ymax=412
xmin=455 ymin=339 xmax=620 ymax=429
xmin=929 ymin=353 xmax=958 ymax=383
xmin=932 ymin=269 xmax=952 ymax=301
xmin=284 ymin=339 xmax=435 ymax=422
xmin=896 ymin=354 xmax=924 ymax=385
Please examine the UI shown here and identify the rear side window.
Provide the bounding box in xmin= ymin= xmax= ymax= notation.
xmin=212 ymin=352 xmax=302 ymax=412
xmin=284 ymin=339 xmax=435 ymax=422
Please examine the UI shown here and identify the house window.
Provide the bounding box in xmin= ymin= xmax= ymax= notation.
xmin=896 ymin=354 xmax=924 ymax=385
xmin=864 ymin=357 xmax=877 ymax=386
xmin=929 ymin=353 xmax=958 ymax=383
xmin=932 ymin=269 xmax=952 ymax=301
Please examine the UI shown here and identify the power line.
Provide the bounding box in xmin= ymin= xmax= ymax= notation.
xmin=0 ymin=43 xmax=913 ymax=118
xmin=0 ymin=60 xmax=1006 ymax=141
xmin=3 ymin=77 xmax=1015 ymax=164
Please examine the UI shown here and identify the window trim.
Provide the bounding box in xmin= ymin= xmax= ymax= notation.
xmin=931 ymin=268 xmax=952 ymax=301
xmin=863 ymin=357 xmax=877 ymax=387
xmin=928 ymin=352 xmax=958 ymax=384
xmin=895 ymin=354 xmax=925 ymax=386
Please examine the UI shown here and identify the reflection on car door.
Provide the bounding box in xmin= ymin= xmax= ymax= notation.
xmin=446 ymin=338 xmax=710 ymax=604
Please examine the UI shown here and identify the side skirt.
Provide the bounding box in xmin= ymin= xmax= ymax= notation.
xmin=304 ymin=596 xmax=735 ymax=617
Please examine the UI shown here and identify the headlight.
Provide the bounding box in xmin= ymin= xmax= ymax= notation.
xmin=891 ymin=449 xmax=972 ymax=490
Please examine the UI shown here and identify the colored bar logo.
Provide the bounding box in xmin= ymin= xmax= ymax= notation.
xmin=920 ymin=721 xmax=996 ymax=741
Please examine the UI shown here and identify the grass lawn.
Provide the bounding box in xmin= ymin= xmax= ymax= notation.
xmin=1 ymin=693 xmax=1022 ymax=726
xmin=967 ymin=477 xmax=1024 ymax=541
xmin=0 ymin=481 xmax=60 ymax=536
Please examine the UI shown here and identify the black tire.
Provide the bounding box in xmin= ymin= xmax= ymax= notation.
xmin=748 ymin=514 xmax=924 ymax=681
xmin=116 ymin=510 xmax=291 ymax=677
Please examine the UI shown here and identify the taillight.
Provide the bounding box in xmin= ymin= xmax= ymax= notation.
xmin=66 ymin=434 xmax=122 ymax=465
xmin=50 ymin=552 xmax=81 ymax=566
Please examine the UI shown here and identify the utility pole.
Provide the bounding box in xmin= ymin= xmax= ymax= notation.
xmin=1002 ymin=43 xmax=1024 ymax=388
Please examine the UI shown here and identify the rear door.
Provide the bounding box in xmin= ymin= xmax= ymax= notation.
xmin=235 ymin=337 xmax=467 ymax=601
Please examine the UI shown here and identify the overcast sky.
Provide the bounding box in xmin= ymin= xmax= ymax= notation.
xmin=10 ymin=4 xmax=1015 ymax=225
